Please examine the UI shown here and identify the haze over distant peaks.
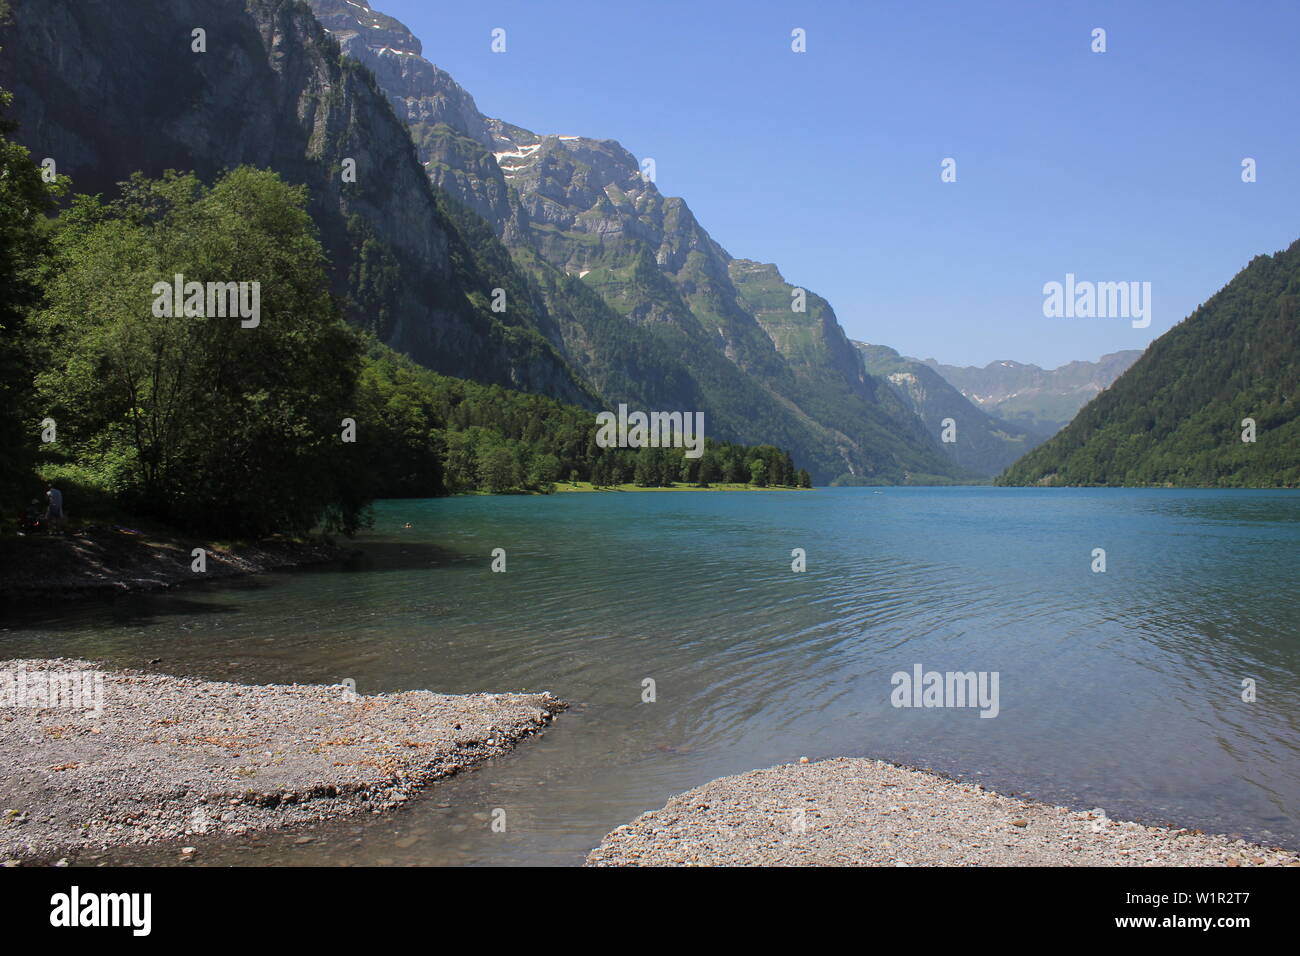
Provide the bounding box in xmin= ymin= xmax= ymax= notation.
xmin=924 ymin=351 xmax=1143 ymax=437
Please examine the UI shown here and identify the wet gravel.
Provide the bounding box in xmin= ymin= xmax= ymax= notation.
xmin=587 ymin=757 xmax=1300 ymax=867
xmin=0 ymin=659 xmax=563 ymax=864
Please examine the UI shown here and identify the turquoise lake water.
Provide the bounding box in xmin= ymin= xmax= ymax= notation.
xmin=3 ymin=486 xmax=1298 ymax=865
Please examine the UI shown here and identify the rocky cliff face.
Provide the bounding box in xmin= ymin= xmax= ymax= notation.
xmin=302 ymin=0 xmax=963 ymax=483
xmin=306 ymin=0 xmax=521 ymax=235
xmin=0 ymin=0 xmax=593 ymax=405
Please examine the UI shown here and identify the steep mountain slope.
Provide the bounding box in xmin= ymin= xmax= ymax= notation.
xmin=856 ymin=343 xmax=1039 ymax=476
xmin=304 ymin=0 xmax=964 ymax=484
xmin=307 ymin=0 xmax=522 ymax=236
xmin=4 ymin=0 xmax=968 ymax=484
xmin=926 ymin=351 xmax=1141 ymax=437
xmin=1000 ymin=241 xmax=1300 ymax=487
xmin=728 ymin=262 xmax=962 ymax=479
xmin=0 ymin=0 xmax=593 ymax=404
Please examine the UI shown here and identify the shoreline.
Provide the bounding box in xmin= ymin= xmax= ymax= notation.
xmin=522 ymin=481 xmax=807 ymax=494
xmin=586 ymin=757 xmax=1300 ymax=867
xmin=0 ymin=659 xmax=563 ymax=865
xmin=0 ymin=528 xmax=348 ymax=604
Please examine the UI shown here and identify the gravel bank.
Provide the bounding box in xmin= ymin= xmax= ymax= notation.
xmin=0 ymin=659 xmax=562 ymax=864
xmin=586 ymin=757 xmax=1300 ymax=867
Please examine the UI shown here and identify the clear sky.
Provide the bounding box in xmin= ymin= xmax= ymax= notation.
xmin=377 ymin=0 xmax=1300 ymax=369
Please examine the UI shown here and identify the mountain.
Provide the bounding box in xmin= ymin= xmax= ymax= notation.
xmin=925 ymin=351 xmax=1142 ymax=437
xmin=2 ymin=0 xmax=967 ymax=485
xmin=0 ymin=0 xmax=596 ymax=406
xmin=303 ymin=0 xmax=965 ymax=485
xmin=1000 ymin=241 xmax=1300 ymax=487
xmin=855 ymin=343 xmax=1040 ymax=476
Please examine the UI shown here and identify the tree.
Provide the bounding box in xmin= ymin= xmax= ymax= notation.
xmin=477 ymin=441 xmax=517 ymax=493
xmin=442 ymin=427 xmax=484 ymax=493
xmin=0 ymin=63 xmax=62 ymax=511
xmin=679 ymin=453 xmax=698 ymax=484
xmin=730 ymin=452 xmax=748 ymax=483
xmin=526 ymin=452 xmax=561 ymax=491
xmin=35 ymin=167 xmax=366 ymax=536
xmin=696 ymin=452 xmax=716 ymax=487
xmin=353 ymin=347 xmax=444 ymax=497
xmin=999 ymin=243 xmax=1300 ymax=488
xmin=749 ymin=458 xmax=767 ymax=487
xmin=633 ymin=448 xmax=656 ymax=486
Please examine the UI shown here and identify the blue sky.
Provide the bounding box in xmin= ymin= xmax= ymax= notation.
xmin=378 ymin=0 xmax=1300 ymax=369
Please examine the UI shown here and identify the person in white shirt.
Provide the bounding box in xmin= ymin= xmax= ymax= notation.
xmin=44 ymin=481 xmax=64 ymax=532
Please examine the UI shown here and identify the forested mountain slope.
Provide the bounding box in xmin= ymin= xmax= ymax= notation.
xmin=1000 ymin=242 xmax=1300 ymax=487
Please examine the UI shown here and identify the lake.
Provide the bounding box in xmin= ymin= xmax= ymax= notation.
xmin=2 ymin=486 xmax=1298 ymax=865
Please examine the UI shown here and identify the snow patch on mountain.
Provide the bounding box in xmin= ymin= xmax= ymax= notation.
xmin=494 ymin=142 xmax=543 ymax=168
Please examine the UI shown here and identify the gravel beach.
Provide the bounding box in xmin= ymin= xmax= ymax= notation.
xmin=0 ymin=659 xmax=562 ymax=864
xmin=586 ymin=757 xmax=1300 ymax=867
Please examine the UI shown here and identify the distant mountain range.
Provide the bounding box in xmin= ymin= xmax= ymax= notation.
xmin=855 ymin=343 xmax=1041 ymax=476
xmin=1001 ymin=243 xmax=1300 ymax=487
xmin=924 ymin=351 xmax=1143 ymax=438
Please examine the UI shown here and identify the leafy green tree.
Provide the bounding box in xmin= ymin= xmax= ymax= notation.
xmin=35 ymin=167 xmax=366 ymax=536
xmin=526 ymin=452 xmax=561 ymax=491
xmin=354 ymin=352 xmax=443 ymax=497
xmin=0 ymin=61 xmax=63 ymax=511
xmin=731 ymin=452 xmax=743 ymax=483
xmin=442 ymin=427 xmax=483 ymax=493
xmin=633 ymin=448 xmax=656 ymax=487
xmin=697 ymin=452 xmax=717 ymax=487
xmin=477 ymin=441 xmax=517 ymax=493
xmin=749 ymin=458 xmax=767 ymax=487
xmin=679 ymin=453 xmax=698 ymax=484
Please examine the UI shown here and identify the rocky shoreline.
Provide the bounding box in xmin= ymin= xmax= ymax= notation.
xmin=0 ymin=529 xmax=346 ymax=603
xmin=0 ymin=659 xmax=563 ymax=865
xmin=586 ymin=757 xmax=1300 ymax=867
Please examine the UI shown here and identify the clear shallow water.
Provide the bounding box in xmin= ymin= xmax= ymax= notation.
xmin=2 ymin=487 xmax=1298 ymax=865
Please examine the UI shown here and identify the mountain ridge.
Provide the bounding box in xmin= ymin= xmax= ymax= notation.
xmin=924 ymin=350 xmax=1143 ymax=437
xmin=999 ymin=242 xmax=1300 ymax=487
xmin=0 ymin=0 xmax=597 ymax=406
xmin=303 ymin=0 xmax=966 ymax=484
xmin=855 ymin=342 xmax=1041 ymax=476
xmin=6 ymin=0 xmax=1135 ymax=486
